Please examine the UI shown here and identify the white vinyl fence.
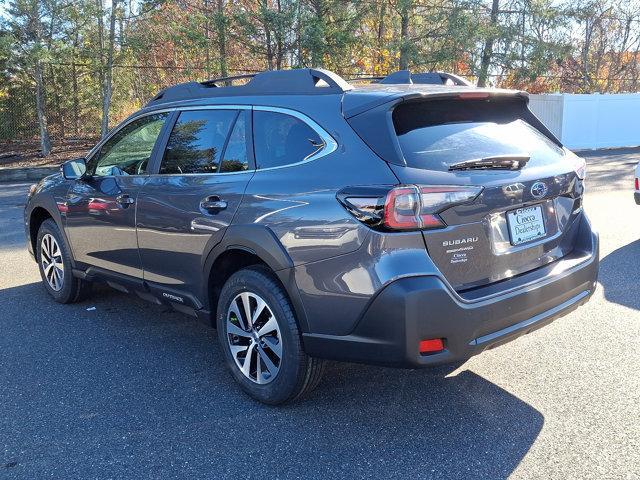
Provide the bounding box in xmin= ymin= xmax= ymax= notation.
xmin=528 ymin=93 xmax=640 ymax=150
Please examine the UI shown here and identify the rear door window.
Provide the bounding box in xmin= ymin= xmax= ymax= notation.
xmin=160 ymin=109 xmax=237 ymax=174
xmin=253 ymin=111 xmax=323 ymax=169
xmin=393 ymin=99 xmax=565 ymax=171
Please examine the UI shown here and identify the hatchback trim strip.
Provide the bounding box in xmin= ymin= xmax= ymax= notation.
xmin=470 ymin=289 xmax=590 ymax=346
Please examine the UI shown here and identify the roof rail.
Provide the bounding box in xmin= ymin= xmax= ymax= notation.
xmin=147 ymin=68 xmax=353 ymax=106
xmin=348 ymin=70 xmax=473 ymax=87
xmin=347 ymin=75 xmax=385 ymax=82
xmin=378 ymin=70 xmax=473 ymax=86
xmin=201 ymin=73 xmax=257 ymax=87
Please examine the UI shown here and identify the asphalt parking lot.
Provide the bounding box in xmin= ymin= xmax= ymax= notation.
xmin=1 ymin=150 xmax=639 ymax=480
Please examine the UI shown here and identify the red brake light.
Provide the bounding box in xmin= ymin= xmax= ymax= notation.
xmin=384 ymin=187 xmax=421 ymax=229
xmin=635 ymin=178 xmax=639 ymax=191
xmin=383 ymin=185 xmax=482 ymax=231
xmin=419 ymin=338 xmax=445 ymax=354
xmin=457 ymin=92 xmax=490 ymax=100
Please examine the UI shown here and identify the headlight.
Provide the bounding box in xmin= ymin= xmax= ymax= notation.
xmin=28 ymin=184 xmax=38 ymax=197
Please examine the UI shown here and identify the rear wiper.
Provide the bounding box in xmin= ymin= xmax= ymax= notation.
xmin=448 ymin=155 xmax=530 ymax=171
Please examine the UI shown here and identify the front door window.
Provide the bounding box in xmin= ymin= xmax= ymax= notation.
xmin=87 ymin=113 xmax=169 ymax=177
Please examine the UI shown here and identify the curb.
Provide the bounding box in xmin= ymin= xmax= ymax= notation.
xmin=0 ymin=166 xmax=59 ymax=183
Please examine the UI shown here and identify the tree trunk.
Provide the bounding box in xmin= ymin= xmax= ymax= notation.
xmin=32 ymin=2 xmax=51 ymax=156
xmin=275 ymin=0 xmax=283 ymax=69
xmin=71 ymin=26 xmax=80 ymax=137
xmin=35 ymin=59 xmax=52 ymax=156
xmin=95 ymin=0 xmax=105 ymax=136
xmin=266 ymin=28 xmax=274 ymax=70
xmin=216 ymin=0 xmax=227 ymax=77
xmin=204 ymin=0 xmax=211 ymax=77
xmin=376 ymin=2 xmax=386 ymax=73
xmin=399 ymin=1 xmax=410 ymax=70
xmin=581 ymin=18 xmax=593 ymax=92
xmin=294 ymin=0 xmax=302 ymax=66
xmin=477 ymin=0 xmax=499 ymax=87
xmin=49 ymin=63 xmax=64 ymax=139
xmin=310 ymin=0 xmax=325 ymax=68
xmin=72 ymin=62 xmax=79 ymax=136
xmin=101 ymin=0 xmax=118 ymax=138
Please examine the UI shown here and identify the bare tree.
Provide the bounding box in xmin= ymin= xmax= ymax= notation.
xmin=20 ymin=0 xmax=52 ymax=155
xmin=96 ymin=0 xmax=119 ymax=138
xmin=216 ymin=0 xmax=228 ymax=76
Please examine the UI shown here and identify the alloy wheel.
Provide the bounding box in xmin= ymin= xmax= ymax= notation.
xmin=41 ymin=233 xmax=64 ymax=291
xmin=226 ymin=291 xmax=282 ymax=384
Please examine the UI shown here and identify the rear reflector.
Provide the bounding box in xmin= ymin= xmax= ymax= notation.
xmin=636 ymin=178 xmax=639 ymax=191
xmin=419 ymin=338 xmax=445 ymax=354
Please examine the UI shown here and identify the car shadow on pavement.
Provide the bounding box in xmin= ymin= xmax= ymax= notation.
xmin=598 ymin=239 xmax=640 ymax=310
xmin=292 ymin=364 xmax=542 ymax=479
xmin=0 ymin=282 xmax=542 ymax=480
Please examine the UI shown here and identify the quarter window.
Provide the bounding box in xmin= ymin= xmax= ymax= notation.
xmin=220 ymin=111 xmax=249 ymax=173
xmin=88 ymin=113 xmax=168 ymax=176
xmin=253 ymin=111 xmax=324 ymax=169
xmin=160 ymin=109 xmax=237 ymax=174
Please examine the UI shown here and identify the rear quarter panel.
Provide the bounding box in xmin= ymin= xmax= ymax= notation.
xmin=232 ymin=97 xmax=401 ymax=335
xmin=234 ymin=96 xmax=398 ymax=265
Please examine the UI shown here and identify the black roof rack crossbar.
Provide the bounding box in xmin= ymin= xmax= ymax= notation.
xmin=146 ymin=68 xmax=353 ymax=106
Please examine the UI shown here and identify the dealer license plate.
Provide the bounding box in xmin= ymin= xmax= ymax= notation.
xmin=506 ymin=205 xmax=546 ymax=245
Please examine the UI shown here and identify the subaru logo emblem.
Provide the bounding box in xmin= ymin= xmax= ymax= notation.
xmin=530 ymin=181 xmax=548 ymax=199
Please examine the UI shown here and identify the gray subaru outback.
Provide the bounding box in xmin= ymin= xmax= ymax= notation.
xmin=24 ymin=68 xmax=599 ymax=404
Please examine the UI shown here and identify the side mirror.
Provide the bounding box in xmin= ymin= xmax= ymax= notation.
xmin=61 ymin=157 xmax=87 ymax=180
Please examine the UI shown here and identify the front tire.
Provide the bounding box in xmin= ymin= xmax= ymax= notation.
xmin=216 ymin=266 xmax=324 ymax=405
xmin=36 ymin=218 xmax=91 ymax=304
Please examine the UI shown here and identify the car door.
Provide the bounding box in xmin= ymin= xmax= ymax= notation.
xmin=64 ymin=112 xmax=170 ymax=278
xmin=136 ymin=107 xmax=254 ymax=305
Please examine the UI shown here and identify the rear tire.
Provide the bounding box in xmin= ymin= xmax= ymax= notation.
xmin=216 ymin=266 xmax=324 ymax=405
xmin=36 ymin=219 xmax=92 ymax=304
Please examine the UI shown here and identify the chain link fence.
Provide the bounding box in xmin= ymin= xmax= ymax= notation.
xmin=0 ymin=63 xmax=219 ymax=143
xmin=3 ymin=62 xmax=640 ymax=144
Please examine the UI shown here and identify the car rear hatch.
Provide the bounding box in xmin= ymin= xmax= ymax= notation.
xmin=346 ymin=90 xmax=586 ymax=292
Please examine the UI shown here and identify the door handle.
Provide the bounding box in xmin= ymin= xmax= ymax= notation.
xmin=116 ymin=194 xmax=135 ymax=206
xmin=200 ymin=196 xmax=227 ymax=213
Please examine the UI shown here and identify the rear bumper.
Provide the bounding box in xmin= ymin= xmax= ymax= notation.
xmin=303 ymin=217 xmax=599 ymax=368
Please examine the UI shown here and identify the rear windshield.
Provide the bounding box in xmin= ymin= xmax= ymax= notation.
xmin=392 ymin=98 xmax=564 ymax=171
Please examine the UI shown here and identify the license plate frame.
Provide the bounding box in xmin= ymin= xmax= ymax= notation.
xmin=506 ymin=205 xmax=547 ymax=246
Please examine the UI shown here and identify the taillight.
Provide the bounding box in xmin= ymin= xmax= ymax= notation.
xmin=338 ymin=185 xmax=483 ymax=231
xmin=384 ymin=187 xmax=422 ymax=229
xmin=574 ymin=156 xmax=586 ymax=180
xmin=636 ymin=177 xmax=639 ymax=191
